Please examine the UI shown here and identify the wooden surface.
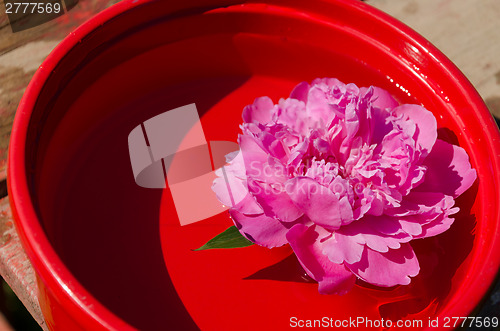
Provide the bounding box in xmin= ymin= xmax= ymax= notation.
xmin=367 ymin=0 xmax=500 ymax=119
xmin=0 ymin=0 xmax=121 ymax=182
xmin=0 ymin=0 xmax=499 ymax=329
xmin=0 ymin=197 xmax=46 ymax=330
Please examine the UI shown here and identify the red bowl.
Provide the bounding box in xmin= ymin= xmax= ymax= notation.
xmin=8 ymin=0 xmax=500 ymax=330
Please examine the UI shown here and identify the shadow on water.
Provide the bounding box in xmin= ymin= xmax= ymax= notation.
xmin=35 ymin=76 xmax=250 ymax=331
xmin=377 ymin=181 xmax=477 ymax=320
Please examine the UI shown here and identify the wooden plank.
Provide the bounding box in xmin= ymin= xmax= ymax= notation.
xmin=366 ymin=0 xmax=500 ymax=118
xmin=0 ymin=196 xmax=47 ymax=330
xmin=0 ymin=0 xmax=122 ymax=182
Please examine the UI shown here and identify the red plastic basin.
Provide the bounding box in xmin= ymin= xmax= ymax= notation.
xmin=8 ymin=0 xmax=500 ymax=330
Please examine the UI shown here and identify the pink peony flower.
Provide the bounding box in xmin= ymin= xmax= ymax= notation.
xmin=212 ymin=78 xmax=477 ymax=295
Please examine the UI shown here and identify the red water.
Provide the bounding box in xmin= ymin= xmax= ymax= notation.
xmin=31 ymin=11 xmax=478 ymax=331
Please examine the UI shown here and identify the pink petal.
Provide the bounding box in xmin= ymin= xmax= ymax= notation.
xmin=385 ymin=191 xmax=458 ymax=238
xmin=338 ymin=103 xmax=360 ymax=160
xmin=417 ymin=139 xmax=477 ymax=198
xmin=304 ymin=87 xmax=336 ymax=129
xmin=358 ymin=86 xmax=397 ymax=145
xmin=232 ymin=193 xmax=265 ymax=215
xmin=238 ymin=134 xmax=268 ymax=173
xmin=229 ymin=210 xmax=288 ymax=248
xmin=287 ymin=177 xmax=342 ymax=230
xmin=212 ymin=150 xmax=264 ymax=215
xmin=275 ymin=98 xmax=309 ymax=135
xmin=346 ymin=243 xmax=420 ymax=287
xmin=366 ymin=86 xmax=399 ymax=111
xmin=364 ymin=214 xmax=403 ymax=235
xmin=338 ymin=215 xmax=412 ymax=253
xmin=398 ymin=219 xmax=423 ymax=236
xmin=412 ymin=199 xmax=459 ymax=239
xmin=399 ymin=165 xmax=426 ymax=196
xmin=415 ymin=213 xmax=456 ymax=239
xmin=287 ymin=224 xmax=356 ymax=295
xmin=212 ymin=173 xmax=248 ymax=209
xmin=222 ymin=150 xmax=246 ymax=178
xmin=352 ymin=88 xmax=372 ymax=146
xmin=322 ymin=231 xmax=365 ymax=264
xmin=259 ymin=132 xmax=288 ymax=162
xmin=392 ymin=104 xmax=437 ymax=157
xmin=290 ymin=81 xmax=310 ymax=102
xmin=242 ymin=96 xmax=274 ymax=125
xmin=238 ymin=135 xmax=283 ymax=184
xmin=378 ymin=129 xmax=406 ymax=157
xmin=247 ymin=179 xmax=303 ymax=222
xmin=311 ymin=77 xmax=345 ymax=90
xmin=338 ymin=196 xmax=354 ymax=225
xmin=386 ymin=191 xmax=454 ymax=217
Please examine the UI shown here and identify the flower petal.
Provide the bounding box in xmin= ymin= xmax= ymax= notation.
xmin=247 ymin=179 xmax=303 ymax=222
xmin=346 ymin=243 xmax=420 ymax=287
xmin=229 ymin=209 xmax=288 ymax=248
xmin=386 ymin=191 xmax=454 ymax=217
xmin=408 ymin=194 xmax=459 ymax=239
xmin=384 ymin=191 xmax=459 ymax=238
xmin=238 ymin=134 xmax=287 ymax=184
xmin=368 ymin=86 xmax=399 ymax=110
xmin=416 ymin=139 xmax=477 ymax=198
xmin=232 ymin=193 xmax=265 ymax=215
xmin=392 ymin=104 xmax=437 ymax=157
xmin=212 ymin=172 xmax=248 ymax=209
xmin=242 ymin=96 xmax=274 ymax=125
xmin=322 ymin=231 xmax=365 ymax=264
xmin=287 ymin=177 xmax=342 ymax=230
xmin=290 ymin=81 xmax=310 ymax=102
xmin=238 ymin=134 xmax=268 ymax=175
xmin=212 ymin=150 xmax=264 ymax=214
xmin=338 ymin=215 xmax=412 ymax=253
xmin=275 ymin=98 xmax=309 ymax=135
xmin=287 ymin=224 xmax=356 ymax=295
xmin=357 ymin=86 xmax=397 ymax=146
xmin=415 ymin=212 xmax=457 ymax=239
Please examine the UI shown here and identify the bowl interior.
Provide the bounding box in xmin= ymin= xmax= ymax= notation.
xmin=23 ymin=0 xmax=496 ymax=330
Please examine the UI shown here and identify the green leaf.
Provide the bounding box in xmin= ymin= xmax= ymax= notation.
xmin=194 ymin=226 xmax=254 ymax=251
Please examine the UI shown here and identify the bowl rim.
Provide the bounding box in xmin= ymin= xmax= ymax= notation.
xmin=8 ymin=0 xmax=500 ymax=329
xmin=8 ymin=1 xmax=151 ymax=329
